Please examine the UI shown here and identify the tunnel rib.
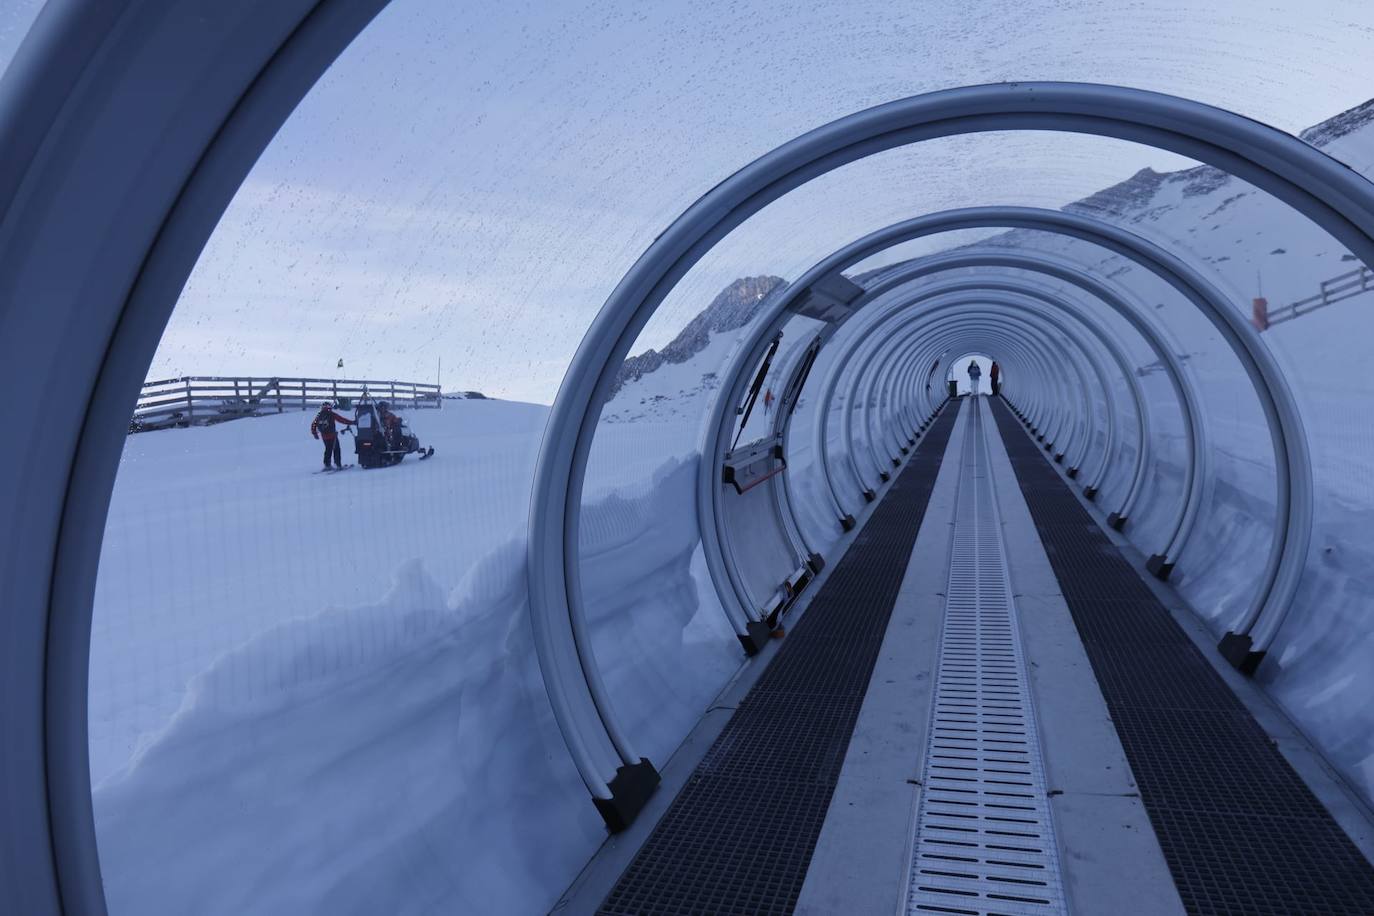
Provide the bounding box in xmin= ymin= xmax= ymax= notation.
xmin=989 ymin=396 xmax=1374 ymax=915
xmin=597 ymin=400 xmax=960 ymax=915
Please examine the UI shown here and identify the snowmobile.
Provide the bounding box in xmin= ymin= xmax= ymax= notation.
xmin=352 ymin=398 xmax=435 ymax=469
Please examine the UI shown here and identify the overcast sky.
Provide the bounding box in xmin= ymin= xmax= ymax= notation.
xmin=7 ymin=0 xmax=1374 ymax=402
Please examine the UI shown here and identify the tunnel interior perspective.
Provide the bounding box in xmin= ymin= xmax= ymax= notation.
xmin=6 ymin=2 xmax=1374 ymax=914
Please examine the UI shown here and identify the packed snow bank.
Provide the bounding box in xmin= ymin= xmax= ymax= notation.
xmin=95 ymin=551 xmax=605 ymax=915
xmin=91 ymin=399 xmax=550 ymax=786
xmin=95 ymin=439 xmax=737 ymax=915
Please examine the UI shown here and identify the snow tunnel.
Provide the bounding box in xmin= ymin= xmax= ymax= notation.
xmin=4 ymin=2 xmax=1374 ymax=914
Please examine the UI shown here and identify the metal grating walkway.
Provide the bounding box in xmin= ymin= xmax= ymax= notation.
xmin=990 ymin=396 xmax=1374 ymax=916
xmin=598 ymin=402 xmax=960 ymax=916
xmin=907 ymin=398 xmax=1065 ymax=916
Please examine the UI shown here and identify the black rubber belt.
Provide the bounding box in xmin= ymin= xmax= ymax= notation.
xmin=598 ymin=401 xmax=960 ymax=916
xmin=989 ymin=396 xmax=1374 ymax=915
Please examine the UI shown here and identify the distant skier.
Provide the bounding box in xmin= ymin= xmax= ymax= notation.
xmin=967 ymin=360 xmax=982 ymax=397
xmin=763 ymin=387 xmax=775 ymax=416
xmin=990 ymin=360 xmax=1000 ymax=396
xmin=310 ymin=400 xmax=355 ymax=470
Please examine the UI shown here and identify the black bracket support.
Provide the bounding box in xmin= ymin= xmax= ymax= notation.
xmin=1106 ymin=511 xmax=1127 ymax=530
xmin=1218 ymin=631 xmax=1267 ymax=676
xmin=1065 ymin=465 xmax=1078 ymax=479
xmin=1145 ymin=553 xmax=1175 ymax=580
xmin=594 ymin=758 xmax=661 ymax=833
xmin=878 ymin=471 xmax=890 ymax=483
xmin=1053 ymin=452 xmax=1064 ymax=464
xmin=839 ymin=513 xmax=856 ymax=532
xmin=862 ymin=488 xmax=877 ymax=502
xmin=1083 ymin=484 xmax=1097 ymax=501
xmin=737 ymin=619 xmax=773 ymax=656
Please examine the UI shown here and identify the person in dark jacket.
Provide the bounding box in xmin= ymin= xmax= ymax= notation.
xmin=310 ymin=400 xmax=355 ymax=469
xmin=990 ymin=360 xmax=1001 ymax=396
xmin=967 ymin=359 xmax=983 ymax=397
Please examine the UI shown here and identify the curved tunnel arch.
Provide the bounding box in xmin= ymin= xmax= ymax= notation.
xmin=850 ymin=254 xmax=1196 ymax=527
xmin=850 ymin=315 xmax=1087 ymax=481
xmin=856 ymin=300 xmax=1120 ymax=489
xmin=793 ymin=259 xmax=1191 ymax=542
xmin=835 ymin=304 xmax=1092 ymax=500
xmin=890 ymin=279 xmax=1153 ymax=507
xmin=527 ymin=87 xmax=1369 ymax=810
xmin=851 ymin=308 xmax=1088 ymax=486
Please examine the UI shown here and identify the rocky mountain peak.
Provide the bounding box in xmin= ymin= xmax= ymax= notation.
xmin=611 ymin=275 xmax=787 ymax=395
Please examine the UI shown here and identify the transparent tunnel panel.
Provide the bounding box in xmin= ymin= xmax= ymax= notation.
xmin=50 ymin=1 xmax=1374 ymax=912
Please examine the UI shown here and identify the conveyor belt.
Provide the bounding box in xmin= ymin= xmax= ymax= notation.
xmin=906 ymin=399 xmax=1066 ymax=915
xmin=990 ymin=396 xmax=1374 ymax=916
xmin=598 ymin=401 xmax=960 ymax=916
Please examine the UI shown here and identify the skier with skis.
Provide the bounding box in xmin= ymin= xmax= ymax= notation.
xmin=311 ymin=400 xmax=355 ymax=470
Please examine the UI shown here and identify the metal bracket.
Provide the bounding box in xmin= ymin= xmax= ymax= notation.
xmin=1218 ymin=632 xmax=1267 ymax=676
xmin=593 ymin=759 xmax=661 ymax=833
xmin=1145 ymin=553 xmax=1175 ymax=580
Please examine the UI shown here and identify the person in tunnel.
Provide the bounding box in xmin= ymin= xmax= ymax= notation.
xmin=310 ymin=400 xmax=355 ymax=469
xmin=967 ymin=359 xmax=982 ymax=397
xmin=990 ymin=360 xmax=1000 ymax=396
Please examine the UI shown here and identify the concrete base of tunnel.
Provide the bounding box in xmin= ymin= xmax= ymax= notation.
xmin=557 ymin=399 xmax=1374 ymax=914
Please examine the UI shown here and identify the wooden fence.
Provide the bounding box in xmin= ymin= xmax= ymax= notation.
xmin=131 ymin=375 xmax=441 ymax=432
xmin=1258 ymin=264 xmax=1372 ymax=329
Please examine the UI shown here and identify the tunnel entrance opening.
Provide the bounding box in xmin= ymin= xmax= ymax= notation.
xmin=948 ymin=352 xmax=995 ymax=398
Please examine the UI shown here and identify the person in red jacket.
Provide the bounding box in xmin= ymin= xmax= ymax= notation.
xmin=310 ymin=400 xmax=355 ymax=470
xmin=990 ymin=360 xmax=1001 ymax=396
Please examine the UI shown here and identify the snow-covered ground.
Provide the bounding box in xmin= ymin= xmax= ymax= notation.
xmin=92 ymin=399 xmax=739 ymax=915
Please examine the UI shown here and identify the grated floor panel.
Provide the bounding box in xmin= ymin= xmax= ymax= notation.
xmin=906 ymin=398 xmax=1066 ymax=916
xmin=598 ymin=402 xmax=960 ymax=916
xmin=990 ymin=396 xmax=1374 ymax=916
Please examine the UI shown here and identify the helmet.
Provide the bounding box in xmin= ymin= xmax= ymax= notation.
xmin=321 ymin=400 xmax=333 ymax=409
